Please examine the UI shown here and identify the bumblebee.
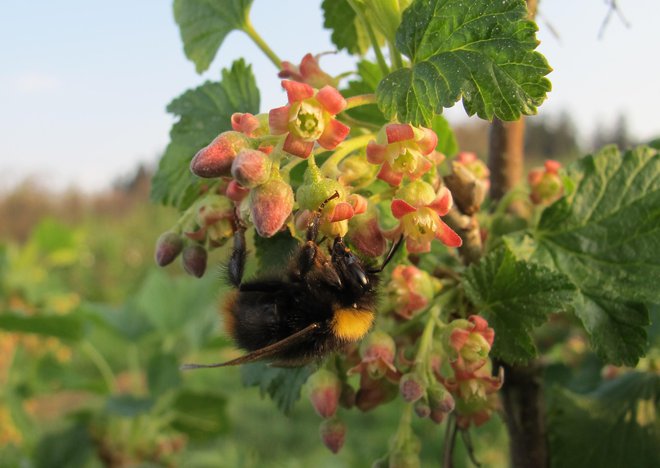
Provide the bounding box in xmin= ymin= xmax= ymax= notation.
xmin=182 ymin=193 xmax=401 ymax=369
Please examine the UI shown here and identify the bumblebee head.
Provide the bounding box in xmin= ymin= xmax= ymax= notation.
xmin=330 ymin=236 xmax=371 ymax=292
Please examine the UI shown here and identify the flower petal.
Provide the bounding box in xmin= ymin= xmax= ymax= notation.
xmin=366 ymin=141 xmax=388 ymax=164
xmin=435 ymin=219 xmax=463 ymax=247
xmin=417 ymin=127 xmax=438 ymax=155
xmin=330 ymin=202 xmax=355 ymax=222
xmin=427 ymin=187 xmax=453 ymax=216
xmin=348 ymin=194 xmax=368 ymax=215
xmin=450 ymin=329 xmax=470 ymax=352
xmin=318 ymin=119 xmax=350 ymax=149
xmin=231 ymin=112 xmax=260 ymax=136
xmin=281 ymin=80 xmax=314 ymax=102
xmin=377 ymin=162 xmax=403 ymax=186
xmin=391 ymin=199 xmax=417 ymax=219
xmin=269 ymin=105 xmax=291 ymax=135
xmin=283 ymin=134 xmax=314 ymax=158
xmin=385 ymin=123 xmax=414 ymax=144
xmin=316 ymin=85 xmax=347 ymax=115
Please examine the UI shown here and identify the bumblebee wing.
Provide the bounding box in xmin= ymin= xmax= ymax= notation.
xmin=180 ymin=323 xmax=321 ymax=370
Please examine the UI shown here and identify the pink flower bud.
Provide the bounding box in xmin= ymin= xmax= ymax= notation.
xmin=428 ymin=384 xmax=455 ymax=424
xmin=529 ymin=159 xmax=563 ymax=205
xmin=447 ymin=315 xmax=494 ymax=373
xmin=319 ymin=418 xmax=346 ymax=454
xmin=155 ymin=231 xmax=183 ymax=266
xmin=230 ymin=112 xmax=269 ymax=137
xmin=181 ymin=245 xmax=207 ymax=278
xmin=190 ymin=131 xmax=251 ymax=178
xmin=231 ymin=148 xmax=272 ymax=188
xmin=388 ymin=265 xmax=440 ymax=319
xmin=399 ymin=372 xmax=425 ymax=403
xmin=249 ymin=178 xmax=294 ymax=238
xmin=414 ymin=397 xmax=431 ymax=419
xmin=307 ymin=369 xmax=342 ymax=418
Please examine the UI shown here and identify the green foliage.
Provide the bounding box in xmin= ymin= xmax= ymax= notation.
xmin=151 ymin=59 xmax=259 ymax=209
xmin=343 ymin=60 xmax=388 ymax=125
xmin=240 ymin=363 xmax=315 ymax=415
xmin=504 ymin=145 xmax=660 ymax=365
xmin=174 ymin=0 xmax=253 ymax=73
xmin=321 ymin=0 xmax=371 ymax=55
xmin=254 ymin=230 xmax=299 ymax=272
xmin=34 ymin=423 xmax=93 ymax=468
xmin=377 ymin=0 xmax=551 ymax=125
xmin=0 ymin=311 xmax=85 ymax=342
xmin=170 ymin=390 xmax=228 ymax=439
xmin=463 ymin=244 xmax=577 ymax=362
xmin=547 ymin=371 xmax=660 ymax=468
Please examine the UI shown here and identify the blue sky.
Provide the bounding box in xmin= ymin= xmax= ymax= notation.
xmin=1 ymin=0 xmax=658 ymax=192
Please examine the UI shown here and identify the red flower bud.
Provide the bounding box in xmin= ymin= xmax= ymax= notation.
xmin=181 ymin=245 xmax=207 ymax=278
xmin=348 ymin=213 xmax=386 ymax=258
xmin=319 ymin=418 xmax=346 ymax=454
xmin=413 ymin=397 xmax=431 ymax=419
xmin=249 ymin=178 xmax=294 ymax=238
xmin=155 ymin=231 xmax=183 ymax=266
xmin=307 ymin=369 xmax=341 ymax=418
xmin=428 ymin=384 xmax=455 ymax=424
xmin=399 ymin=372 xmax=425 ymax=403
xmin=226 ymin=179 xmax=249 ymax=202
xmin=190 ymin=131 xmax=251 ymax=178
xmin=529 ymin=159 xmax=564 ymax=205
xmin=231 ymin=148 xmax=272 ymax=188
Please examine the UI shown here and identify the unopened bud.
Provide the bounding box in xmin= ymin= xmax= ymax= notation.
xmin=399 ymin=373 xmax=425 ymax=403
xmin=190 ymin=131 xmax=251 ymax=178
xmin=231 ymin=148 xmax=272 ymax=188
xmin=155 ymin=231 xmax=183 ymax=266
xmin=319 ymin=418 xmax=346 ymax=454
xmin=250 ymin=178 xmax=294 ymax=238
xmin=413 ymin=397 xmax=431 ymax=419
xmin=428 ymin=384 xmax=455 ymax=424
xmin=307 ymin=369 xmax=341 ymax=418
xmin=181 ymin=245 xmax=207 ymax=278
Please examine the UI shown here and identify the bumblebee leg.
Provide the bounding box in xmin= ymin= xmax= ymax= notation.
xmin=298 ymin=191 xmax=342 ymax=277
xmin=228 ymin=227 xmax=247 ymax=287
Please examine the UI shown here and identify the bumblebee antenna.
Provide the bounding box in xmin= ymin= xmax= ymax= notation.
xmin=368 ymin=235 xmax=404 ymax=273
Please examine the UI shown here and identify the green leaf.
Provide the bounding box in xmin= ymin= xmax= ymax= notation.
xmin=377 ymin=0 xmax=551 ymax=126
xmin=463 ymin=244 xmax=577 ymax=362
xmin=0 ymin=311 xmax=84 ymax=341
xmin=133 ymin=269 xmax=218 ymax=335
xmin=173 ymin=0 xmax=253 ymax=73
xmin=147 ymin=353 xmax=182 ymax=396
xmin=532 ymin=145 xmax=660 ymax=365
xmin=343 ymin=60 xmax=388 ymax=126
xmin=322 ymin=0 xmax=370 ymax=55
xmin=430 ymin=115 xmax=458 ymax=156
xmin=548 ymin=371 xmax=660 ymax=468
xmin=241 ymin=363 xmax=314 ymax=414
xmin=171 ymin=390 xmax=228 ymax=439
xmin=254 ymin=230 xmax=299 ymax=273
xmin=34 ymin=423 xmax=93 ymax=468
xmin=105 ymin=395 xmax=155 ymax=417
xmin=151 ymin=59 xmax=259 ymax=209
xmin=86 ymin=302 xmax=154 ymax=342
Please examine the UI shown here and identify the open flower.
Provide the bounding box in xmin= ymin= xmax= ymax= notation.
xmin=444 ymin=364 xmax=503 ymax=429
xmin=388 ymin=265 xmax=440 ymax=319
xmin=366 ymin=123 xmax=442 ymax=186
xmin=388 ymin=181 xmax=462 ymax=253
xmin=446 ymin=315 xmax=495 ymax=373
xmin=269 ymin=80 xmax=349 ymax=158
xmin=348 ymin=330 xmax=399 ymax=381
xmin=278 ymin=53 xmax=338 ymax=89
